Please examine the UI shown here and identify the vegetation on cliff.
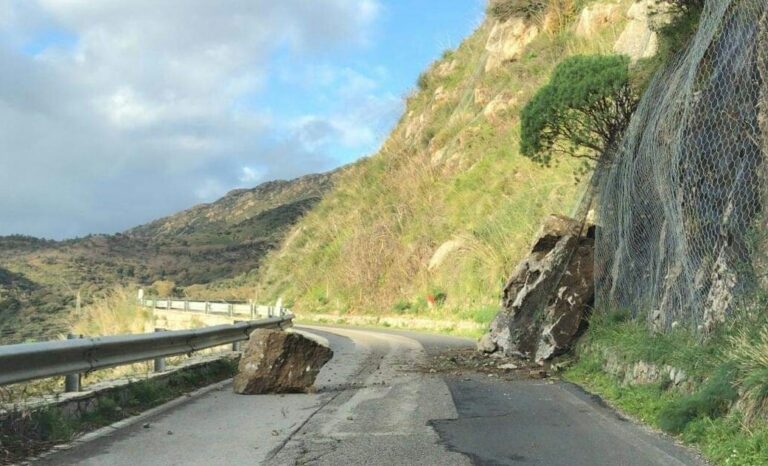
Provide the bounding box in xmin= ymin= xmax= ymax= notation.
xmin=221 ymin=0 xmax=638 ymax=329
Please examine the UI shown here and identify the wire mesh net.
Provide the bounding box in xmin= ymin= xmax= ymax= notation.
xmin=594 ymin=0 xmax=768 ymax=331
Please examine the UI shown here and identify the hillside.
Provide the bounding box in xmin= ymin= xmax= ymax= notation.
xmin=216 ymin=0 xmax=645 ymax=326
xmin=0 ymin=171 xmax=337 ymax=342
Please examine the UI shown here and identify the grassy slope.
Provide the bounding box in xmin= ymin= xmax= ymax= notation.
xmin=564 ymin=307 xmax=768 ymax=465
xmin=241 ymin=1 xmax=628 ymax=327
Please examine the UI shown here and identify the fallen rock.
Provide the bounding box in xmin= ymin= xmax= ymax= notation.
xmin=483 ymin=215 xmax=594 ymax=363
xmin=233 ymin=329 xmax=333 ymax=395
xmin=476 ymin=333 xmax=498 ymax=353
xmin=535 ymin=229 xmax=594 ymax=363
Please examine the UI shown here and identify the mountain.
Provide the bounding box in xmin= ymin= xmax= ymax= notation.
xmin=0 ymin=171 xmax=338 ymax=342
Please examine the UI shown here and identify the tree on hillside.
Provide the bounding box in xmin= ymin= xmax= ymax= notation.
xmin=520 ymin=55 xmax=639 ymax=166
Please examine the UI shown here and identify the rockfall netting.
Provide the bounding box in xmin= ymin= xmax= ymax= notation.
xmin=594 ymin=0 xmax=768 ymax=331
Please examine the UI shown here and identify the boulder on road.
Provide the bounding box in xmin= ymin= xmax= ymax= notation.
xmin=481 ymin=215 xmax=594 ymax=364
xmin=233 ymin=329 xmax=333 ymax=395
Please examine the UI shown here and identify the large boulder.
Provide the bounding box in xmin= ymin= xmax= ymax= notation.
xmin=233 ymin=329 xmax=333 ymax=395
xmin=480 ymin=215 xmax=594 ymax=364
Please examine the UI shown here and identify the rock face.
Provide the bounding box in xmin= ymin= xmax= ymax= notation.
xmin=480 ymin=215 xmax=594 ymax=363
xmin=484 ymin=17 xmax=539 ymax=72
xmin=233 ymin=329 xmax=333 ymax=394
xmin=575 ymin=3 xmax=620 ymax=37
xmin=613 ymin=0 xmax=676 ymax=62
xmin=613 ymin=0 xmax=659 ymax=61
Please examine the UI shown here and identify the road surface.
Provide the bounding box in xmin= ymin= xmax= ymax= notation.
xmin=38 ymin=326 xmax=706 ymax=466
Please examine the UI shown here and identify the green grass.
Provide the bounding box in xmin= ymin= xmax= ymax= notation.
xmin=564 ymin=307 xmax=768 ymax=466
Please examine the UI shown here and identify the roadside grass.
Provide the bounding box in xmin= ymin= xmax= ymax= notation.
xmin=564 ymin=305 xmax=768 ymax=466
xmin=0 ymin=359 xmax=237 ymax=465
xmin=71 ymin=286 xmax=152 ymax=337
xmin=294 ymin=308 xmax=489 ymax=340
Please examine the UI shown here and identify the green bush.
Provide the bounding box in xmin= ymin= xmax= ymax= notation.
xmin=520 ymin=55 xmax=639 ymax=166
xmin=417 ymin=72 xmax=430 ymax=91
xmin=392 ymin=299 xmax=412 ymax=313
xmin=658 ymin=366 xmax=738 ymax=434
xmin=488 ymin=0 xmax=547 ymax=21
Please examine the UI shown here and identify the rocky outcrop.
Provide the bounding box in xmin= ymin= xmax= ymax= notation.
xmin=575 ymin=3 xmax=620 ymax=37
xmin=480 ymin=215 xmax=594 ymax=363
xmin=484 ymin=17 xmax=539 ymax=72
xmin=233 ymin=329 xmax=333 ymax=394
xmin=428 ymin=239 xmax=465 ymax=271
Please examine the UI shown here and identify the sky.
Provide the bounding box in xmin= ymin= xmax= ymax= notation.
xmin=0 ymin=0 xmax=484 ymax=239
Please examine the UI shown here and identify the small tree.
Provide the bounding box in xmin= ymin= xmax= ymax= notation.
xmin=520 ymin=55 xmax=639 ymax=166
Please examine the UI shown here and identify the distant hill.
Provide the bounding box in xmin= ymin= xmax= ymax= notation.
xmin=128 ymin=173 xmax=335 ymax=241
xmin=0 ymin=171 xmax=338 ymax=342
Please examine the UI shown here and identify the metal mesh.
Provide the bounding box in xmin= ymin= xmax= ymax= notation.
xmin=594 ymin=0 xmax=768 ymax=331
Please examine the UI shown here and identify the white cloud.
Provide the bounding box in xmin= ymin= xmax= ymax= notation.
xmin=0 ymin=0 xmax=393 ymax=238
xmin=239 ymin=166 xmax=263 ymax=184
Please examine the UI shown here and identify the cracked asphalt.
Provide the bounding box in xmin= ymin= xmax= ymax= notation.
xmin=38 ymin=326 xmax=707 ymax=466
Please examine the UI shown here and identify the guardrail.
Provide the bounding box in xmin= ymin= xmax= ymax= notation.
xmin=139 ymin=298 xmax=290 ymax=319
xmin=0 ymin=315 xmax=293 ymax=387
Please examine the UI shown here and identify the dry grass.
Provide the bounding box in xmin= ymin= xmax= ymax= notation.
xmin=71 ymin=287 xmax=152 ymax=337
xmin=728 ymin=327 xmax=768 ymax=422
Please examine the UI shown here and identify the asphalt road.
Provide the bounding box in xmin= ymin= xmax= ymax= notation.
xmin=37 ymin=326 xmax=706 ymax=466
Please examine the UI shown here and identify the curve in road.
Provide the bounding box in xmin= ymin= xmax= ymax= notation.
xmin=36 ymin=325 xmax=706 ymax=466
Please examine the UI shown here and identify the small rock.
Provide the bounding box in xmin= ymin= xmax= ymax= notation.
xmin=477 ymin=333 xmax=498 ymax=354
xmin=167 ymin=430 xmax=173 ymax=435
xmin=529 ymin=369 xmax=548 ymax=379
xmin=498 ymin=363 xmax=518 ymax=370
xmin=271 ymin=430 xmax=280 ymax=436
xmin=142 ymin=423 xmax=151 ymax=429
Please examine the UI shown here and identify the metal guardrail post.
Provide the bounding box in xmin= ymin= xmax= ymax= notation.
xmin=228 ymin=304 xmax=233 ymax=317
xmin=64 ymin=333 xmax=81 ymax=393
xmin=205 ymin=302 xmax=210 ymax=314
xmin=232 ymin=320 xmax=244 ymax=351
xmin=154 ymin=328 xmax=167 ymax=372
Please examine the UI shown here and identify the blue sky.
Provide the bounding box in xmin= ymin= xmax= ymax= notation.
xmin=0 ymin=0 xmax=484 ymax=239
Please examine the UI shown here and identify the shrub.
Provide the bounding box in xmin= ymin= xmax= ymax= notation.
xmin=520 ymin=55 xmax=639 ymax=166
xmin=727 ymin=326 xmax=768 ymax=421
xmin=488 ymin=0 xmax=547 ymax=21
xmin=392 ymin=300 xmax=412 ymax=313
xmin=658 ymin=366 xmax=739 ymax=434
xmin=417 ymin=72 xmax=430 ymax=91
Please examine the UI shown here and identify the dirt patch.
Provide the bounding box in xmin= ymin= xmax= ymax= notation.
xmin=417 ymin=347 xmax=555 ymax=381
